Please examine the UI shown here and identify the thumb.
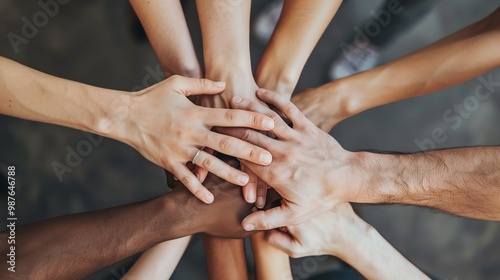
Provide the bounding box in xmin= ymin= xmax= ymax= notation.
xmin=242 ymin=205 xmax=290 ymax=231
xmin=265 ymin=229 xmax=302 ymax=257
xmin=170 ymin=76 xmax=226 ymax=96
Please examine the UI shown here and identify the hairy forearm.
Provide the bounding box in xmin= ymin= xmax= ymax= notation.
xmin=358 ymin=147 xmax=500 ymax=221
xmin=328 ymin=9 xmax=500 ymax=119
xmin=0 ymin=57 xmax=127 ymax=139
xmin=0 ymin=195 xmax=192 ymax=279
xmin=337 ymin=218 xmax=428 ymax=280
xmin=256 ymin=0 xmax=341 ymax=95
xmin=202 ymin=235 xmax=248 ymax=280
xmin=130 ymin=0 xmax=201 ymax=77
xmin=124 ymin=236 xmax=191 ymax=279
xmin=251 ymin=232 xmax=291 ymax=280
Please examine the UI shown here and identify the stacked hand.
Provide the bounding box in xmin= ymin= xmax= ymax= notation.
xmin=117 ymin=75 xmax=276 ymax=204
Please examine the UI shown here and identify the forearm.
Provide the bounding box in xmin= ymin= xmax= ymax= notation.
xmin=336 ymin=218 xmax=428 ymax=280
xmin=255 ymin=0 xmax=341 ymax=96
xmin=0 ymin=57 xmax=126 ymax=139
xmin=196 ymin=0 xmax=256 ymax=102
xmin=130 ymin=0 xmax=201 ymax=77
xmin=251 ymin=232 xmax=291 ymax=280
xmin=0 ymin=195 xmax=192 ymax=279
xmin=357 ymin=147 xmax=500 ymax=221
xmin=325 ymin=11 xmax=500 ymax=119
xmin=202 ymin=235 xmax=248 ymax=280
xmin=124 ymin=236 xmax=191 ymax=279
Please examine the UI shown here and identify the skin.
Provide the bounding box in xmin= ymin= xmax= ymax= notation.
xmin=251 ymin=232 xmax=292 ymax=280
xmin=0 ymin=57 xmax=277 ymax=203
xmin=266 ymin=202 xmax=429 ymax=280
xmin=0 ymin=160 xmax=257 ymax=279
xmin=123 ymin=236 xmax=191 ymax=279
xmin=202 ymin=235 xmax=248 ymax=280
xmin=255 ymin=0 xmax=342 ymax=97
xmin=220 ymin=89 xmax=500 ymax=232
xmin=293 ymin=7 xmax=500 ymax=132
xmin=129 ymin=0 xmax=202 ymax=78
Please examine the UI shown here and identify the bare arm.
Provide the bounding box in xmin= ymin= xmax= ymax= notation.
xmin=255 ymin=0 xmax=342 ymax=96
xmin=130 ymin=0 xmax=201 ymax=78
xmin=251 ymin=232 xmax=292 ymax=280
xmin=356 ymin=146 xmax=500 ymax=221
xmin=202 ymin=235 xmax=248 ymax=280
xmin=196 ymin=0 xmax=260 ymax=108
xmin=124 ymin=236 xmax=191 ymax=279
xmin=293 ymin=8 xmax=500 ymax=132
xmin=0 ymin=165 xmax=255 ymax=279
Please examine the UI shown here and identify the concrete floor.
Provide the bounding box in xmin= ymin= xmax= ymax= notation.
xmin=0 ymin=0 xmax=499 ymax=279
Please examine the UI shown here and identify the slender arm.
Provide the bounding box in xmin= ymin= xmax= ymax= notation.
xmin=350 ymin=147 xmax=500 ymax=221
xmin=251 ymin=232 xmax=292 ymax=280
xmin=202 ymin=235 xmax=248 ymax=280
xmin=130 ymin=0 xmax=202 ymax=78
xmin=293 ymin=8 xmax=500 ymax=131
xmin=255 ymin=0 xmax=342 ymax=96
xmin=124 ymin=236 xmax=191 ymax=279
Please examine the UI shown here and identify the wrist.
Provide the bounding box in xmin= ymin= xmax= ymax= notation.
xmin=255 ymin=57 xmax=299 ymax=97
xmin=157 ymin=191 xmax=202 ymax=239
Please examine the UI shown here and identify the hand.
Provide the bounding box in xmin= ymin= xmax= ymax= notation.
xmin=118 ymin=76 xmax=275 ymax=204
xmin=265 ymin=202 xmax=363 ymax=258
xmin=220 ymin=89 xmax=360 ymax=230
xmin=291 ymin=85 xmax=348 ymax=132
xmin=169 ymin=157 xmax=278 ymax=238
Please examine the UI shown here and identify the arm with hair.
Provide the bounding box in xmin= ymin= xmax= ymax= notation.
xmin=130 ymin=0 xmax=201 ymax=78
xmin=293 ymin=8 xmax=500 ymax=132
xmin=353 ymin=146 xmax=500 ymax=221
xmin=202 ymin=235 xmax=248 ymax=280
xmin=255 ymin=0 xmax=342 ymax=96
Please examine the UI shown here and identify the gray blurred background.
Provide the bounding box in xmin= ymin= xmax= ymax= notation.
xmin=0 ymin=0 xmax=499 ymax=279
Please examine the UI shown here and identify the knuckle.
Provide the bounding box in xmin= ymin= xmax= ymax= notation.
xmin=180 ymin=176 xmax=193 ymax=187
xmin=224 ymin=110 xmax=238 ymax=123
xmin=201 ymin=157 xmax=216 ymax=170
xmin=200 ymin=78 xmax=210 ymax=88
xmin=240 ymin=129 xmax=253 ymax=142
xmin=169 ymin=75 xmax=181 ymax=83
xmin=218 ymin=137 xmax=234 ymax=152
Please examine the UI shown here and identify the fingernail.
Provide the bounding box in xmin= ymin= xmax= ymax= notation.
xmin=204 ymin=193 xmax=214 ymax=204
xmin=263 ymin=119 xmax=274 ymax=129
xmin=257 ymin=88 xmax=266 ymax=94
xmin=244 ymin=224 xmax=255 ymax=231
xmin=247 ymin=189 xmax=256 ymax=203
xmin=260 ymin=152 xmax=272 ymax=164
xmin=256 ymin=197 xmax=265 ymax=209
xmin=239 ymin=174 xmax=249 ymax=185
xmin=233 ymin=96 xmax=243 ymax=103
xmin=215 ymin=81 xmax=225 ymax=88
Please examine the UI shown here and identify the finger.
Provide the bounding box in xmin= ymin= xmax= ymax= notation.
xmin=170 ymin=75 xmax=226 ymax=96
xmin=265 ymin=230 xmax=303 ymax=258
xmin=242 ymin=205 xmax=291 ymax=231
xmin=216 ymin=127 xmax=278 ymax=152
xmin=194 ymin=148 xmax=214 ymax=183
xmin=256 ymin=179 xmax=268 ymax=209
xmin=231 ymin=95 xmax=296 ymax=140
xmin=203 ymin=108 xmax=275 ymax=131
xmin=203 ymin=132 xmax=273 ymax=166
xmin=241 ymin=164 xmax=257 ymax=203
xmin=172 ymin=165 xmax=214 ymax=204
xmin=192 ymin=149 xmax=250 ymax=186
xmin=256 ymin=89 xmax=309 ymax=129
